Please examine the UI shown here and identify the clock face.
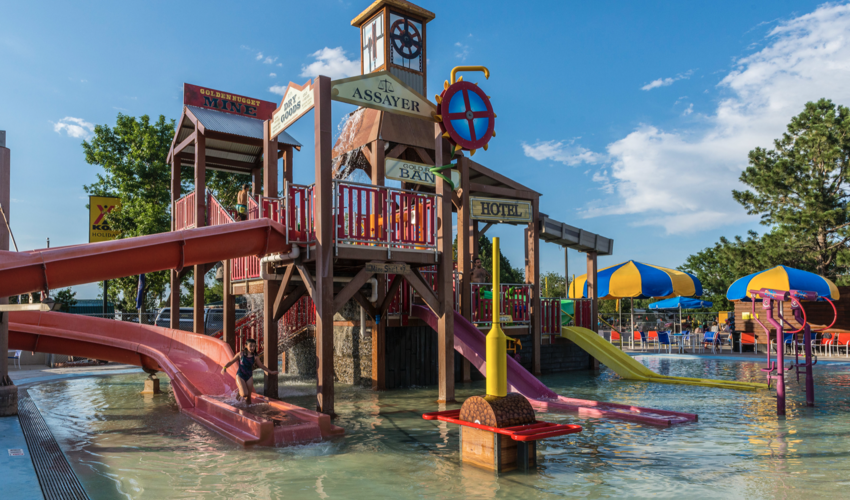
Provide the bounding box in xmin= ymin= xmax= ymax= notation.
xmin=361 ymin=12 xmax=384 ymax=73
xmin=389 ymin=12 xmax=422 ymax=72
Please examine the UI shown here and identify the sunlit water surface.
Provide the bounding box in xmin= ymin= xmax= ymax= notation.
xmin=27 ymin=357 xmax=850 ymax=499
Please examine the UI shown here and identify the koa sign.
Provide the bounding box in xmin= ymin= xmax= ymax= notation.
xmin=470 ymin=196 xmax=532 ymax=224
xmin=270 ymin=80 xmax=314 ymax=139
xmin=89 ymin=195 xmax=121 ymax=242
xmin=184 ymin=83 xmax=276 ymax=120
xmin=331 ymin=71 xmax=436 ymax=121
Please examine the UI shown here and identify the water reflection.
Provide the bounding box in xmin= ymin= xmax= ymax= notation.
xmin=26 ymin=359 xmax=850 ymax=499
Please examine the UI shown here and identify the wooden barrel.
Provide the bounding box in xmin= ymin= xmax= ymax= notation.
xmin=459 ymin=393 xmax=535 ymax=428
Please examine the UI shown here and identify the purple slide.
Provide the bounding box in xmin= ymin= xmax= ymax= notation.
xmin=412 ymin=306 xmax=697 ymax=427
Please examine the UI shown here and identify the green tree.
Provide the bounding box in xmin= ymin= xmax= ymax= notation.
xmin=475 ymin=236 xmax=525 ymax=284
xmin=733 ymin=98 xmax=850 ymax=278
xmin=541 ymin=271 xmax=566 ymax=298
xmin=54 ymin=288 xmax=77 ymax=313
xmin=83 ymin=114 xmax=175 ymax=312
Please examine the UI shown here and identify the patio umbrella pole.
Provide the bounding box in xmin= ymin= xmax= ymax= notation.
xmin=630 ymin=297 xmax=634 ymax=349
xmin=618 ymin=299 xmax=623 ymax=349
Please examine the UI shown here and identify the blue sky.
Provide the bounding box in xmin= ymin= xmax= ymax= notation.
xmin=2 ymin=0 xmax=847 ymax=298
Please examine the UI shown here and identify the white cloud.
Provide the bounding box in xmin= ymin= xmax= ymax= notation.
xmin=455 ymin=42 xmax=470 ymax=61
xmin=263 ymin=56 xmax=277 ymax=64
xmin=52 ymin=117 xmax=94 ymax=139
xmin=256 ymin=52 xmax=263 ymax=61
xmin=682 ymin=103 xmax=694 ymax=116
xmin=269 ymin=85 xmax=288 ymax=96
xmin=521 ymin=139 xmax=605 ymax=166
xmin=269 ymin=73 xmax=277 ymax=78
xmin=641 ymin=70 xmax=694 ymax=91
xmin=300 ymin=47 xmax=359 ymax=79
xmin=583 ymin=3 xmax=850 ymax=234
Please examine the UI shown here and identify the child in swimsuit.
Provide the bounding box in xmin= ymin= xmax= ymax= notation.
xmin=221 ymin=339 xmax=277 ymax=404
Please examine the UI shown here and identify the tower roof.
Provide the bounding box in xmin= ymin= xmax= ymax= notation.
xmin=351 ymin=0 xmax=435 ymax=26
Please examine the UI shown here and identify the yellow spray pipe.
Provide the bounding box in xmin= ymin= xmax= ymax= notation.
xmin=486 ymin=237 xmax=508 ymax=398
xmin=451 ymin=66 xmax=490 ymax=85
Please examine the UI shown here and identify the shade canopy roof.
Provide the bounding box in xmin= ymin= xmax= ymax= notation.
xmin=569 ymin=260 xmax=702 ymax=300
xmin=649 ymin=297 xmax=713 ymax=310
xmin=726 ymin=265 xmax=839 ymax=301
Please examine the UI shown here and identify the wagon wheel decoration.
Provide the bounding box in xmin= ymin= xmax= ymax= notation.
xmin=436 ymin=81 xmax=496 ymax=155
xmin=390 ymin=18 xmax=422 ymax=60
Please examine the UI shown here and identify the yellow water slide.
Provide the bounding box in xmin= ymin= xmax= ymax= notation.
xmin=561 ymin=326 xmax=767 ymax=391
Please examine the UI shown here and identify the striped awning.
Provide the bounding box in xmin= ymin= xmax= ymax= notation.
xmin=569 ymin=260 xmax=702 ymax=300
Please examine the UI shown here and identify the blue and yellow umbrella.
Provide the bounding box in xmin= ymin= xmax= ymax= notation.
xmin=569 ymin=260 xmax=702 ymax=299
xmin=726 ymin=265 xmax=839 ymax=301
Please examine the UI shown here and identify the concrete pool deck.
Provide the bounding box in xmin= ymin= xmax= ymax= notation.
xmin=0 ymin=363 xmax=143 ymax=500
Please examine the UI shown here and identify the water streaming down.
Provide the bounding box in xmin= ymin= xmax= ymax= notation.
xmin=27 ymin=358 xmax=850 ymax=499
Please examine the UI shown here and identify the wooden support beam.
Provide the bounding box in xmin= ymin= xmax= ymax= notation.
xmin=413 ymin=147 xmax=433 ymax=165
xmin=263 ymin=278 xmax=280 ymax=398
xmin=387 ymin=143 xmax=407 ymax=159
xmin=271 ymin=264 xmax=296 ymax=320
xmin=404 ymin=269 xmax=440 ymax=315
xmin=526 ymin=198 xmax=541 ymax=375
xmin=223 ymin=259 xmax=235 ymax=352
xmin=378 ymin=274 xmax=404 ymax=314
xmin=281 ymin=145 xmax=294 ymax=184
xmin=457 ymin=157 xmax=472 ymax=383
xmin=294 ymin=261 xmax=318 ymax=311
xmin=252 ymin=166 xmax=262 ymax=196
xmin=314 ymin=76 xmax=335 ymax=415
xmin=352 ymin=291 xmax=377 ymax=317
xmin=479 ymin=222 xmax=494 ymax=236
xmin=361 ymin=144 xmax=373 ymax=167
xmin=371 ymin=139 xmax=385 ymax=184
xmin=193 ymin=133 xmax=206 ymax=335
xmin=435 ymin=123 xmax=455 ymax=403
xmin=587 ymin=250 xmax=599 ymax=371
xmin=172 ymin=131 xmax=197 ymax=159
xmin=451 ymin=191 xmax=462 ymax=210
xmin=178 ymin=153 xmax=258 ymax=172
xmin=264 ymin=121 xmax=278 ymax=198
xmin=273 ymin=285 xmax=307 ymax=322
xmin=332 ymin=267 xmax=375 ymax=315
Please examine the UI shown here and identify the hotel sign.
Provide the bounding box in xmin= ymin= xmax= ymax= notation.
xmin=385 ymin=158 xmax=459 ymax=187
xmin=470 ymin=196 xmax=532 ymax=224
xmin=183 ymin=83 xmax=276 ymax=120
xmin=331 ymin=71 xmax=437 ymax=121
xmin=270 ymin=80 xmax=314 ymax=139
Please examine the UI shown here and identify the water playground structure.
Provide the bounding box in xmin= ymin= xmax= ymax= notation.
xmin=1 ymin=1 xmax=831 ymax=482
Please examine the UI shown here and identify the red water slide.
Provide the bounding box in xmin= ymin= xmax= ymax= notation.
xmin=1 ymin=220 xmax=344 ymax=446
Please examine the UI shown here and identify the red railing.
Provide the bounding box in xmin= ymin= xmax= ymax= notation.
xmin=334 ymin=181 xmax=437 ymax=254
xmin=541 ymin=298 xmax=562 ymax=336
xmin=207 ymin=192 xmax=236 ymax=227
xmin=173 ymin=191 xmax=196 ymax=230
xmin=285 ymin=183 xmax=315 ymax=243
xmin=471 ymin=283 xmax=532 ymax=325
xmin=572 ymin=299 xmax=593 ymax=330
xmin=280 ymin=295 xmax=316 ymax=337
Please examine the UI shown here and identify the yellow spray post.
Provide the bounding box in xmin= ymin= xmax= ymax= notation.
xmin=486 ymin=237 xmax=508 ymax=398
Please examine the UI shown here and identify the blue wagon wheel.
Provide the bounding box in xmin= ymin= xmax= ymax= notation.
xmin=438 ymin=81 xmax=495 ymax=152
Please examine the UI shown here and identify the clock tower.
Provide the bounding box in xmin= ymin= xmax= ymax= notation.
xmin=352 ymin=0 xmax=434 ymax=96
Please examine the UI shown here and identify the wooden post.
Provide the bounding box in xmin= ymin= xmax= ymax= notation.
xmin=564 ymin=248 xmax=569 ymax=297
xmin=263 ymin=119 xmax=280 ymax=396
xmin=587 ymin=251 xmax=599 ymax=370
xmin=314 ymin=76 xmax=335 ymax=415
xmin=0 ymin=133 xmax=16 ymax=416
xmin=435 ymin=124 xmax=455 ymax=403
xmin=193 ymin=133 xmax=206 ymax=334
xmin=263 ymin=279 xmax=280 ymax=397
xmin=170 ymin=153 xmax=182 ymax=330
xmin=371 ymin=139 xmax=386 ymax=391
xmin=457 ymin=156 xmax=472 ymax=383
xmin=223 ymin=259 xmax=235 ymax=352
xmin=252 ymin=167 xmax=262 ymax=196
xmin=282 ymin=145 xmax=294 ymax=184
xmin=526 ymin=200 xmax=541 ymax=375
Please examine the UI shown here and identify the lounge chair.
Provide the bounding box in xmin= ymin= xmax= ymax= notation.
xmin=656 ymin=331 xmax=673 ymax=354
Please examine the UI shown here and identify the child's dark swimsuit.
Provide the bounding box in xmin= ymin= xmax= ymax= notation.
xmin=237 ymin=353 xmax=255 ymax=381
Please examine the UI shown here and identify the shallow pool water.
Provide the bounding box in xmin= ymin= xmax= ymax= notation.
xmin=27 ymin=357 xmax=850 ymax=499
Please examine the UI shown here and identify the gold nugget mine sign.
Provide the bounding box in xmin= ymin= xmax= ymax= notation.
xmin=470 ymin=197 xmax=532 ymax=224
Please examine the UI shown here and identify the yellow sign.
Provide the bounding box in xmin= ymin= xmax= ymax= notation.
xmin=470 ymin=196 xmax=532 ymax=224
xmin=89 ymin=196 xmax=121 ymax=242
xmin=331 ymin=71 xmax=437 ymax=121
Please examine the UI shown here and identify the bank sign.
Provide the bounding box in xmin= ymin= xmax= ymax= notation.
xmin=470 ymin=196 xmax=532 ymax=224
xmin=270 ymin=80 xmax=314 ymax=139
xmin=385 ymin=158 xmax=459 ymax=187
xmin=183 ymin=83 xmax=276 ymax=120
xmin=331 ymin=71 xmax=437 ymax=121
xmin=89 ymin=196 xmax=121 ymax=242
